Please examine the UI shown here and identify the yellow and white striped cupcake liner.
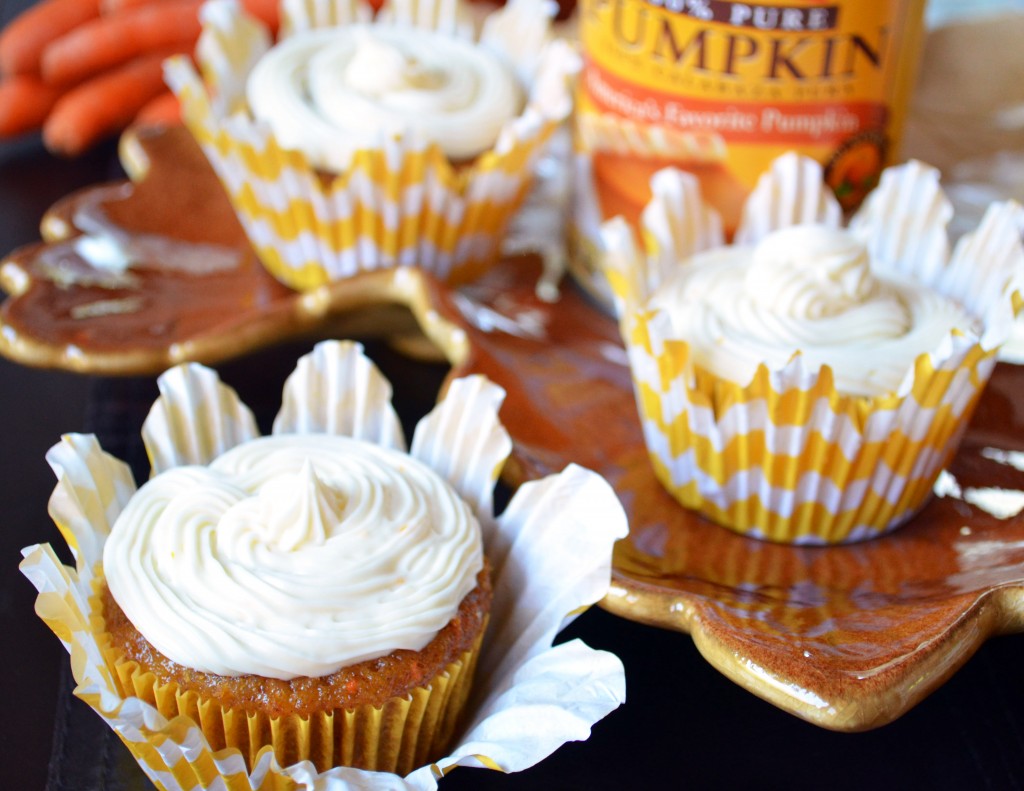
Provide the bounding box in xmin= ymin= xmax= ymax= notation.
xmin=624 ymin=309 xmax=997 ymax=544
xmin=165 ymin=0 xmax=578 ymax=292
xmin=604 ymin=155 xmax=1024 ymax=544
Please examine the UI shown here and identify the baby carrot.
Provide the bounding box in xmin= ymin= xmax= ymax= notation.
xmin=133 ymin=89 xmax=181 ymax=127
xmin=43 ymin=49 xmax=182 ymax=156
xmin=0 ymin=74 xmax=63 ymax=136
xmin=102 ymin=0 xmax=278 ymax=31
xmin=41 ymin=0 xmax=203 ymax=86
xmin=0 ymin=0 xmax=101 ymax=75
xmin=100 ymin=0 xmax=170 ymax=15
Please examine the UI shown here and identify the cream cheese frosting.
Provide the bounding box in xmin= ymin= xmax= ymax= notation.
xmin=648 ymin=225 xmax=982 ymax=397
xmin=245 ymin=25 xmax=523 ymax=170
xmin=102 ymin=433 xmax=484 ymax=680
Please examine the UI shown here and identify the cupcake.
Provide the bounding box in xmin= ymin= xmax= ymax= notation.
xmin=100 ymin=430 xmax=491 ymax=775
xmin=22 ymin=340 xmax=627 ymax=788
xmin=602 ymin=153 xmax=1024 ymax=544
xmin=164 ymin=0 xmax=579 ymax=292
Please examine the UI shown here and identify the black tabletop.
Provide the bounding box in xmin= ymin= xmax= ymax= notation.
xmin=2 ymin=0 xmax=1024 ymax=786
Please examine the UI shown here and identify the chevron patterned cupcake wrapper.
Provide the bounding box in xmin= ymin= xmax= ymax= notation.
xmin=165 ymin=0 xmax=578 ymax=292
xmin=604 ymin=155 xmax=1024 ymax=544
xmin=625 ymin=309 xmax=997 ymax=544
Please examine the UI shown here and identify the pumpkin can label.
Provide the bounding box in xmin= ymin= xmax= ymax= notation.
xmin=571 ymin=0 xmax=927 ymax=299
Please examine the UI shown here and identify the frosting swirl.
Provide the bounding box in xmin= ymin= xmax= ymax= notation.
xmin=745 ymin=225 xmax=881 ymax=320
xmin=246 ymin=26 xmax=523 ymax=170
xmin=648 ymin=225 xmax=981 ymax=397
xmin=103 ymin=434 xmax=484 ymax=680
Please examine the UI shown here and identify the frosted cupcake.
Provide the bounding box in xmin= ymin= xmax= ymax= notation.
xmin=100 ymin=431 xmax=491 ymax=774
xmin=21 ymin=341 xmax=628 ymax=787
xmin=602 ymin=153 xmax=1024 ymax=544
xmin=165 ymin=0 xmax=578 ymax=291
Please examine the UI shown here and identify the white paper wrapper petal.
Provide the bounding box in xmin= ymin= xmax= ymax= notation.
xmin=282 ymin=0 xmax=372 ymax=38
xmin=142 ymin=362 xmax=259 ymax=474
xmin=196 ymin=0 xmax=272 ymax=115
xmin=375 ymin=0 xmax=473 ymax=38
xmin=478 ymin=0 xmax=556 ymax=87
xmin=410 ymin=375 xmax=511 ymax=532
xmin=22 ymin=340 xmax=628 ymax=789
xmin=639 ymin=168 xmax=723 ymax=295
xmin=423 ymin=639 xmax=625 ymax=779
xmin=273 ymin=340 xmax=405 ymax=449
xmin=733 ymin=152 xmax=843 ymax=246
xmin=946 ymin=201 xmax=1024 ymax=346
xmin=848 ymin=159 xmax=953 ymax=279
xmin=599 ymin=216 xmax=645 ymax=320
xmin=599 ymin=169 xmax=726 ymax=318
xmin=45 ymin=434 xmax=136 ymax=569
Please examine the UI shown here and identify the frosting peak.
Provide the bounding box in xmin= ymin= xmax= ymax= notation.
xmin=219 ymin=459 xmax=344 ymax=552
xmin=747 ymin=226 xmax=890 ymax=321
xmin=343 ymin=34 xmax=443 ymax=97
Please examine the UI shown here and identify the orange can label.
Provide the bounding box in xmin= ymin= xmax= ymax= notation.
xmin=572 ymin=0 xmax=927 ymax=285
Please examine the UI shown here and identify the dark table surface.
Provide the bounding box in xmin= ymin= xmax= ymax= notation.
xmin=3 ymin=0 xmax=1024 ymax=787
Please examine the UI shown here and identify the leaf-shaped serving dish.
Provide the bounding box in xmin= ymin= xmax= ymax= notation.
xmin=4 ymin=124 xmax=1024 ymax=732
xmin=0 ymin=125 xmax=453 ymax=373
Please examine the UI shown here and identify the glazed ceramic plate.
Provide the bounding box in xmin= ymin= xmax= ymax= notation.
xmin=3 ymin=125 xmax=1024 ymax=733
xmin=453 ymin=264 xmax=1024 ymax=733
xmin=0 ymin=125 xmax=447 ymax=374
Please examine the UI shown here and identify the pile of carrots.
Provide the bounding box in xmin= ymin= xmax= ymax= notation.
xmin=0 ymin=0 xmax=279 ymax=156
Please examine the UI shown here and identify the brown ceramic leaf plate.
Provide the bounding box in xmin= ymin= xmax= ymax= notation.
xmin=0 ymin=124 xmax=462 ymax=374
xmin=4 ymin=124 xmax=1024 ymax=733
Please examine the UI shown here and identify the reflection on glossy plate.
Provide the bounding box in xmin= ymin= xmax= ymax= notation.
xmin=3 ymin=125 xmax=1023 ymax=733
